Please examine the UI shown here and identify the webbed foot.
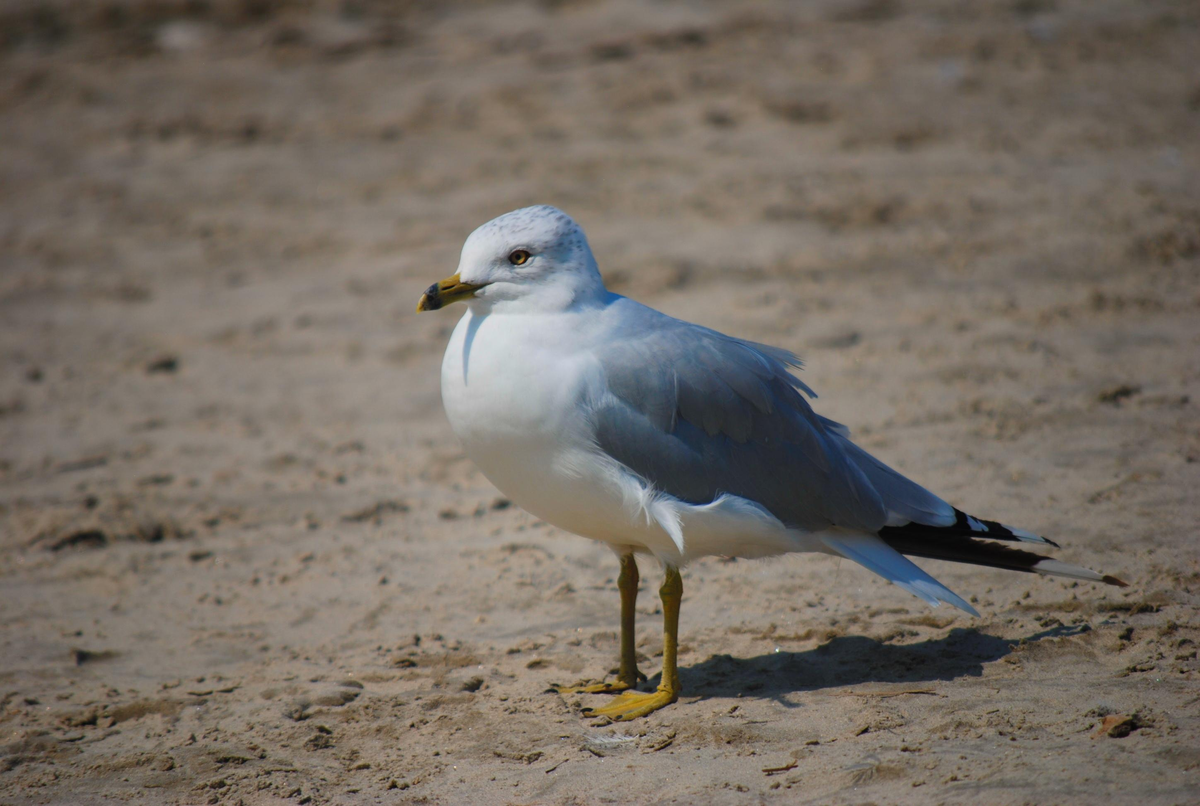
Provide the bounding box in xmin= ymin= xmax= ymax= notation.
xmin=582 ymin=686 xmax=677 ymax=721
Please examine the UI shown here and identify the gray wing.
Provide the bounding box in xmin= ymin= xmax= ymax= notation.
xmin=589 ymin=298 xmax=953 ymax=533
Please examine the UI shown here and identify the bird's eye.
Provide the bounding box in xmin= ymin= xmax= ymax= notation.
xmin=508 ymin=250 xmax=531 ymax=266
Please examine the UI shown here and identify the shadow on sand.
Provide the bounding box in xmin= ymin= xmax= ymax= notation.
xmin=670 ymin=624 xmax=1088 ymax=704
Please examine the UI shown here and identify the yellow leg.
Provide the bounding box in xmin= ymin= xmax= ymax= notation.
xmin=556 ymin=553 xmax=645 ymax=694
xmin=583 ymin=565 xmax=682 ymax=721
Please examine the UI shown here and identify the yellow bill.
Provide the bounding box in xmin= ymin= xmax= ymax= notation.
xmin=416 ymin=274 xmax=485 ymax=312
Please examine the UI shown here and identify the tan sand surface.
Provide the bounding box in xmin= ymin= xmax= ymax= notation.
xmin=1 ymin=1 xmax=1198 ymax=803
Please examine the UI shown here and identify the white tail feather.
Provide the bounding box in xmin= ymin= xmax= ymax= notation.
xmin=1031 ymin=558 xmax=1109 ymax=584
xmin=822 ymin=533 xmax=980 ymax=617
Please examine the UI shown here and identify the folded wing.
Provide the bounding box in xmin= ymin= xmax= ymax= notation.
xmin=589 ymin=298 xmax=948 ymax=535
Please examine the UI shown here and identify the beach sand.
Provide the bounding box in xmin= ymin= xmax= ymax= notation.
xmin=1 ymin=1 xmax=1198 ymax=802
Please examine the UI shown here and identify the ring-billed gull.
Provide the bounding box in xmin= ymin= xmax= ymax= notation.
xmin=416 ymin=205 xmax=1126 ymax=721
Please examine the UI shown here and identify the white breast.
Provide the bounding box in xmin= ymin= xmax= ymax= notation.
xmin=440 ymin=308 xmax=658 ymax=550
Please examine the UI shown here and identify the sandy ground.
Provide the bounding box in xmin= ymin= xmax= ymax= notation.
xmin=2 ymin=0 xmax=1199 ymax=803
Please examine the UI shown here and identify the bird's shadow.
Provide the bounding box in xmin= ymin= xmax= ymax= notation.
xmin=666 ymin=624 xmax=1086 ymax=705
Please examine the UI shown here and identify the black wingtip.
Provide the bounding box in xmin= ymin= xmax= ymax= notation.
xmin=880 ymin=508 xmax=1060 ymax=548
xmin=1102 ymin=574 xmax=1130 ymax=588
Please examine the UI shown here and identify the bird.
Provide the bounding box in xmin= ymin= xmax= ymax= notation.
xmin=416 ymin=205 xmax=1126 ymax=721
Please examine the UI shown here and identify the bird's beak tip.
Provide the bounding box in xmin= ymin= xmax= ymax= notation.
xmin=416 ymin=274 xmax=478 ymax=314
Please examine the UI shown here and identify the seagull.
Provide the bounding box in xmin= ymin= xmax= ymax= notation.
xmin=416 ymin=205 xmax=1126 ymax=721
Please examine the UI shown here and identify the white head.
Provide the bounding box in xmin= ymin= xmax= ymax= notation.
xmin=417 ymin=206 xmax=607 ymax=315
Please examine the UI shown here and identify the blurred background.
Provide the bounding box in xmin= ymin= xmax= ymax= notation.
xmin=1 ymin=1 xmax=1198 ymax=803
